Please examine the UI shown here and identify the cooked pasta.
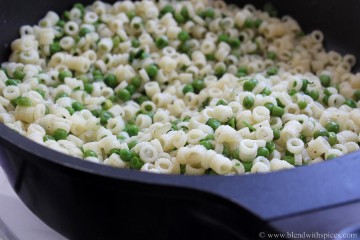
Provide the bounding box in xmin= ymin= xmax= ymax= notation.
xmin=0 ymin=0 xmax=360 ymax=176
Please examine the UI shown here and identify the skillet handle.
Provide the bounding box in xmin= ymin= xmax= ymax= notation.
xmin=270 ymin=200 xmax=360 ymax=238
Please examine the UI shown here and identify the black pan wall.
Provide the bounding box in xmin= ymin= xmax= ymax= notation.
xmin=0 ymin=0 xmax=359 ymax=71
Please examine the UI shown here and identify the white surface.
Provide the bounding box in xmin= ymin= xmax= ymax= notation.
xmin=0 ymin=167 xmax=66 ymax=240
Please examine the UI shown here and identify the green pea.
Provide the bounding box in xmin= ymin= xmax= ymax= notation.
xmin=327 ymin=154 xmax=338 ymax=160
xmin=272 ymin=128 xmax=280 ymax=141
xmin=204 ymin=8 xmax=215 ymax=18
xmin=284 ymin=156 xmax=295 ymax=165
xmin=101 ymin=99 xmax=113 ymax=110
xmin=283 ymin=96 xmax=295 ymax=108
xmin=243 ymin=96 xmax=254 ymax=109
xmin=267 ymin=51 xmax=277 ymax=60
xmin=181 ymin=7 xmax=189 ymax=19
xmin=108 ymin=95 xmax=117 ymax=103
xmin=74 ymin=3 xmax=85 ymax=14
xmin=43 ymin=135 xmax=55 ymax=142
xmin=322 ymin=94 xmax=330 ymax=105
xmin=133 ymin=49 xmax=145 ymax=59
xmin=178 ymin=31 xmax=189 ymax=42
xmin=222 ymin=145 xmax=231 ymax=157
xmin=257 ymin=147 xmax=270 ymax=158
xmin=100 ymin=111 xmax=113 ymax=125
xmin=63 ymin=11 xmax=70 ymax=21
xmin=214 ymin=66 xmax=226 ymax=78
xmin=156 ymin=36 xmax=169 ymax=49
xmin=285 ymin=149 xmax=294 ymax=157
xmin=264 ymin=102 xmax=275 ymax=112
xmin=328 ymin=132 xmax=337 ymax=146
xmin=244 ymin=18 xmax=255 ymax=28
xmin=50 ymin=42 xmax=62 ymax=55
xmin=104 ymin=74 xmax=118 ymax=88
xmin=182 ymin=84 xmax=194 ymax=95
xmin=216 ymin=99 xmax=227 ymax=106
xmin=255 ymin=19 xmax=263 ymax=28
xmin=298 ymin=101 xmax=307 ymax=109
xmin=231 ymin=149 xmax=240 ymax=160
xmin=243 ymin=79 xmax=258 ymax=91
xmin=117 ymin=89 xmax=131 ymax=101
xmin=344 ymin=99 xmax=357 ymax=108
xmin=206 ymin=118 xmax=222 ymax=131
xmin=236 ymin=67 xmax=248 ymax=78
xmin=79 ymin=28 xmax=91 ymax=37
xmin=125 ymin=85 xmax=136 ymax=95
xmin=131 ymin=39 xmax=140 ymax=48
xmin=206 ymin=54 xmax=215 ymax=61
xmin=229 ymin=39 xmax=241 ymax=49
xmin=205 ymin=134 xmax=215 ymax=140
xmin=56 ymin=20 xmax=65 ymax=28
xmin=353 ymin=90 xmax=360 ymax=102
xmin=131 ymin=75 xmax=142 ymax=89
xmin=92 ymin=69 xmax=102 ymax=77
xmin=130 ymin=156 xmax=145 ymax=170
xmin=288 ymin=89 xmax=297 ymax=96
xmin=35 ymin=88 xmax=46 ymax=98
xmin=261 ymin=87 xmax=272 ymax=96
xmin=145 ymin=64 xmax=158 ymax=79
xmin=266 ymin=142 xmax=276 ymax=154
xmin=181 ymin=118 xmax=190 ymax=124
xmin=192 ymin=79 xmax=205 ymax=93
xmin=16 ymin=97 xmax=32 ymax=107
xmin=117 ymin=135 xmax=126 ymax=141
xmin=112 ymin=36 xmax=121 ymax=48
xmin=84 ymin=83 xmax=93 ymax=94
xmin=13 ymin=69 xmax=25 ymax=80
xmin=127 ymin=11 xmax=136 ymax=20
xmin=325 ymin=121 xmax=340 ymax=134
xmin=308 ymin=90 xmax=319 ymax=101
xmin=91 ymin=109 xmax=102 ymax=117
xmin=217 ymin=34 xmax=229 ymax=43
xmin=242 ymin=161 xmax=253 ymax=172
xmin=52 ymin=128 xmax=68 ymax=141
xmin=135 ymin=95 xmax=150 ymax=105
xmin=59 ymin=70 xmax=73 ymax=82
xmin=128 ymin=140 xmax=138 ymax=149
xmin=313 ymin=129 xmax=329 ymax=139
xmin=125 ymin=124 xmax=139 ymax=137
xmin=200 ymin=140 xmax=213 ymax=150
xmin=140 ymin=52 xmax=150 ymax=60
xmin=320 ymin=74 xmax=331 ymax=87
xmin=301 ymin=79 xmax=308 ymax=91
xmin=5 ymin=79 xmax=19 ymax=86
xmin=55 ymin=92 xmax=69 ymax=101
xmin=300 ymin=134 xmax=307 ymax=143
xmin=72 ymin=102 xmax=84 ymax=111
xmin=178 ymin=42 xmax=190 ymax=54
xmin=323 ymin=88 xmax=332 ymax=96
xmin=267 ymin=66 xmax=278 ymax=76
xmin=228 ymin=117 xmax=236 ymax=129
xmin=118 ymin=149 xmax=134 ymax=162
xmin=174 ymin=12 xmax=185 ymax=23
xmin=83 ymin=150 xmax=98 ymax=158
xmin=271 ymin=106 xmax=284 ymax=117
xmin=160 ymin=4 xmax=175 ymax=16
xmin=66 ymin=107 xmax=75 ymax=115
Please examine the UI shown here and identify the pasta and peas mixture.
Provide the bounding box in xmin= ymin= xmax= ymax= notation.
xmin=1 ymin=0 xmax=360 ymax=175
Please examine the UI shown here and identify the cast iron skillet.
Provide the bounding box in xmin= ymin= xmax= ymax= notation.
xmin=1 ymin=0 xmax=360 ymax=239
